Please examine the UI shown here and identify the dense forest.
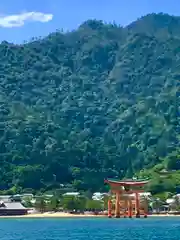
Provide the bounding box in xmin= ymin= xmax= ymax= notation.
xmin=0 ymin=13 xmax=179 ymax=195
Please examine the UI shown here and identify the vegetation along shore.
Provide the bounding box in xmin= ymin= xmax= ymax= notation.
xmin=0 ymin=13 xmax=179 ymax=216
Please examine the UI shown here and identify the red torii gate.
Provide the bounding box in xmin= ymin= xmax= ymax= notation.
xmin=104 ymin=178 xmax=149 ymax=218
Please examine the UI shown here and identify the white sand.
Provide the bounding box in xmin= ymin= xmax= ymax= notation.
xmin=0 ymin=212 xmax=179 ymax=218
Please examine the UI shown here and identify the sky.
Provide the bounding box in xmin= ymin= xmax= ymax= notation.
xmin=0 ymin=0 xmax=180 ymax=43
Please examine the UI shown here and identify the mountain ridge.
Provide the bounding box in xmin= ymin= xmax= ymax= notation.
xmin=0 ymin=13 xmax=179 ymax=195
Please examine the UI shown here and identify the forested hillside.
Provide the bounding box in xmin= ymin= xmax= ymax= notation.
xmin=0 ymin=13 xmax=179 ymax=194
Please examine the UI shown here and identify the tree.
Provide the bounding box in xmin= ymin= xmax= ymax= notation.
xmin=35 ymin=197 xmax=46 ymax=213
xmin=171 ymin=195 xmax=180 ymax=211
xmin=86 ymin=200 xmax=103 ymax=212
xmin=151 ymin=198 xmax=163 ymax=213
xmin=0 ymin=14 xmax=179 ymax=194
xmin=62 ymin=196 xmax=78 ymax=212
xmin=166 ymin=151 xmax=180 ymax=170
xmin=103 ymin=195 xmax=109 ymax=210
xmin=22 ymin=197 xmax=33 ymax=208
xmin=74 ymin=196 xmax=87 ymax=212
xmin=47 ymin=196 xmax=59 ymax=212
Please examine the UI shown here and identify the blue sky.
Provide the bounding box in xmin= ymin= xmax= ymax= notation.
xmin=0 ymin=0 xmax=180 ymax=43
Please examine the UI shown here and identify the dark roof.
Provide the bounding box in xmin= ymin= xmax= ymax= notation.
xmin=0 ymin=202 xmax=27 ymax=210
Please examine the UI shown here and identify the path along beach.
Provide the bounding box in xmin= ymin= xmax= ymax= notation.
xmin=0 ymin=212 xmax=179 ymax=218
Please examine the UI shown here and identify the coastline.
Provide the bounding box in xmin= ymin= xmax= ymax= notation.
xmin=0 ymin=212 xmax=105 ymax=218
xmin=0 ymin=212 xmax=180 ymax=219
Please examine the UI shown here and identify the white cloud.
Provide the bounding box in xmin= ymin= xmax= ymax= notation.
xmin=0 ymin=12 xmax=53 ymax=28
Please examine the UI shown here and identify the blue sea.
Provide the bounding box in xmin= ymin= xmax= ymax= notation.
xmin=0 ymin=217 xmax=179 ymax=240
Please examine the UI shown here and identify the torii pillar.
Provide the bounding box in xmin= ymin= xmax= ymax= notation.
xmin=135 ymin=192 xmax=140 ymax=218
xmin=128 ymin=198 xmax=132 ymax=218
xmin=108 ymin=199 xmax=112 ymax=218
xmin=115 ymin=192 xmax=120 ymax=218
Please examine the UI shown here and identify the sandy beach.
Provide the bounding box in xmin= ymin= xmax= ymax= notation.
xmin=0 ymin=212 xmax=105 ymax=218
xmin=0 ymin=212 xmax=179 ymax=218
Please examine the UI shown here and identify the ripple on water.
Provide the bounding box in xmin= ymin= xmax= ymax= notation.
xmin=0 ymin=217 xmax=180 ymax=240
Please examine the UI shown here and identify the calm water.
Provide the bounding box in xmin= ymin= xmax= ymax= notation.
xmin=0 ymin=217 xmax=179 ymax=240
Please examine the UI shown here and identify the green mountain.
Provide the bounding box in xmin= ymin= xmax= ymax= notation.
xmin=0 ymin=13 xmax=179 ymax=194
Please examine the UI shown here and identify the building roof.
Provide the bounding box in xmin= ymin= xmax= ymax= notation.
xmin=127 ymin=192 xmax=151 ymax=197
xmin=92 ymin=192 xmax=107 ymax=201
xmin=22 ymin=194 xmax=33 ymax=196
xmin=166 ymin=198 xmax=175 ymax=204
xmin=63 ymin=192 xmax=80 ymax=196
xmin=0 ymin=202 xmax=27 ymax=210
xmin=93 ymin=192 xmax=107 ymax=196
xmin=0 ymin=195 xmax=11 ymax=199
xmin=104 ymin=178 xmax=149 ymax=186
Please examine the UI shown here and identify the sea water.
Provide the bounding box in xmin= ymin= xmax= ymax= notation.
xmin=0 ymin=217 xmax=179 ymax=240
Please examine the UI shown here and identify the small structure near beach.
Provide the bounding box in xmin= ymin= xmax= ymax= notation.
xmin=104 ymin=178 xmax=149 ymax=218
xmin=0 ymin=201 xmax=28 ymax=216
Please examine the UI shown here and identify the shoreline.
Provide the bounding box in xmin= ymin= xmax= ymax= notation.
xmin=0 ymin=212 xmax=180 ymax=219
xmin=0 ymin=213 xmax=104 ymax=219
